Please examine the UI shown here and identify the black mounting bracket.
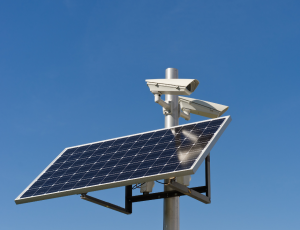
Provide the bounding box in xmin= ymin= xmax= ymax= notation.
xmin=81 ymin=154 xmax=211 ymax=214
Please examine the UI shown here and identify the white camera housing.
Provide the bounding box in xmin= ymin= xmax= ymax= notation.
xmin=179 ymin=96 xmax=229 ymax=118
xmin=146 ymin=79 xmax=199 ymax=95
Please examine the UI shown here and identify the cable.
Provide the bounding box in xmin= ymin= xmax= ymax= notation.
xmin=132 ymin=179 xmax=171 ymax=190
xmin=155 ymin=180 xmax=168 ymax=185
xmin=132 ymin=182 xmax=145 ymax=190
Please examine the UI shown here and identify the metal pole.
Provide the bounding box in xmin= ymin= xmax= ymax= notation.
xmin=163 ymin=68 xmax=179 ymax=230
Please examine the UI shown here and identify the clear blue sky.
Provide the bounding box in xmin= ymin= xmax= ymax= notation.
xmin=1 ymin=1 xmax=300 ymax=229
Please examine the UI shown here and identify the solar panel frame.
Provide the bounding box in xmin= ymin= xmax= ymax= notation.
xmin=15 ymin=116 xmax=231 ymax=204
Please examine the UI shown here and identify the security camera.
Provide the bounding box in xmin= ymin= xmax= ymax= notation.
xmin=145 ymin=79 xmax=199 ymax=96
xmin=179 ymin=96 xmax=229 ymax=119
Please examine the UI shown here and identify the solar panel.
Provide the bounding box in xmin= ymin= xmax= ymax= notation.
xmin=15 ymin=116 xmax=231 ymax=204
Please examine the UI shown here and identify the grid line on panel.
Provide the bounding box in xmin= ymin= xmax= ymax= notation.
xmin=31 ymin=142 xmax=111 ymax=196
xmin=90 ymin=131 xmax=160 ymax=185
xmin=20 ymin=118 xmax=226 ymax=199
xmin=61 ymin=138 xmax=128 ymax=192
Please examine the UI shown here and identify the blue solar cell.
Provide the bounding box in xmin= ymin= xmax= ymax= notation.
xmin=50 ymin=169 xmax=66 ymax=178
xmin=117 ymin=157 xmax=133 ymax=165
xmin=88 ymin=176 xmax=105 ymax=186
xmin=22 ymin=189 xmax=38 ymax=198
xmin=48 ymin=184 xmax=63 ymax=193
xmin=132 ymin=153 xmax=149 ymax=162
xmin=60 ymin=181 xmax=77 ymax=191
xmin=97 ymin=154 xmax=113 ymax=162
xmin=105 ymin=145 xmax=122 ymax=154
xmin=55 ymin=175 xmax=70 ymax=184
xmin=161 ymin=149 xmax=177 ymax=157
xmin=209 ymin=118 xmax=225 ymax=126
xmin=140 ymin=144 xmax=156 ymax=152
xmin=103 ymin=158 xmax=121 ymax=168
xmin=151 ymin=143 xmax=168 ymax=152
xmin=139 ymin=132 xmax=154 ymax=141
xmin=130 ymin=168 xmax=149 ymax=178
xmin=58 ymin=161 xmax=74 ymax=170
xmin=202 ymin=127 xmax=219 ymax=135
xmin=82 ymin=170 xmax=99 ymax=180
xmin=74 ymin=179 xmax=90 ymax=188
xmin=95 ymin=167 xmax=112 ymax=176
xmin=63 ymin=166 xmax=80 ymax=176
xmin=144 ymin=166 xmax=161 ymax=176
xmin=124 ymin=148 xmax=141 ymax=157
xmin=89 ymin=161 xmax=106 ymax=171
xmin=160 ymin=164 xmax=178 ymax=174
xmin=79 ymin=151 xmax=93 ymax=159
xmin=158 ymin=136 xmax=174 ymax=144
xmin=78 ymin=163 xmax=93 ymax=172
xmin=72 ymin=158 xmax=88 ymax=167
xmin=131 ymin=140 xmax=148 ymax=149
xmin=101 ymin=174 xmax=119 ymax=184
xmin=34 ymin=186 xmax=51 ymax=196
xmin=114 ymin=143 xmax=128 ymax=150
xmin=144 ymin=152 xmax=161 ymax=162
xmin=167 ymin=156 xmax=181 ymax=165
xmin=84 ymin=156 xmax=100 ymax=165
xmin=116 ymin=171 xmax=134 ymax=181
xmin=109 ymin=165 xmax=127 ymax=174
xmin=123 ymin=162 xmax=142 ymax=172
xmin=42 ymin=177 xmax=59 ymax=187
xmin=92 ymin=149 xmax=106 ymax=156
xmin=199 ymin=134 xmax=214 ymax=141
xmin=153 ymin=157 xmax=170 ymax=166
xmin=31 ymin=180 xmax=46 ymax=189
xmin=111 ymin=150 xmax=128 ymax=159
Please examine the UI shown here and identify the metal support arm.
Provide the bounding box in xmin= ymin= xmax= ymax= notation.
xmin=80 ymin=185 xmax=132 ymax=215
xmin=130 ymin=186 xmax=207 ymax=203
xmin=166 ymin=181 xmax=210 ymax=204
xmin=154 ymin=94 xmax=172 ymax=114
xmin=179 ymin=108 xmax=190 ymax=120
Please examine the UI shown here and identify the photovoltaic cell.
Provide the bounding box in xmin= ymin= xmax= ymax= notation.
xmin=16 ymin=116 xmax=231 ymax=204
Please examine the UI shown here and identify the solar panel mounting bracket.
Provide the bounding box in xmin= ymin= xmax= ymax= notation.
xmin=166 ymin=153 xmax=211 ymax=204
xmin=129 ymin=154 xmax=211 ymax=204
xmin=80 ymin=185 xmax=132 ymax=215
xmin=80 ymin=154 xmax=211 ymax=213
xmin=166 ymin=180 xmax=210 ymax=204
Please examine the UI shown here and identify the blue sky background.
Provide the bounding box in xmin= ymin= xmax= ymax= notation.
xmin=1 ymin=1 xmax=300 ymax=229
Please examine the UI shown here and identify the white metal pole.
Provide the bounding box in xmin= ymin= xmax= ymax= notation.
xmin=163 ymin=68 xmax=179 ymax=230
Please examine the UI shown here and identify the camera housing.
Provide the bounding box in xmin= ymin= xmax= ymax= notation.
xmin=146 ymin=79 xmax=199 ymax=95
xmin=179 ymin=96 xmax=229 ymax=118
